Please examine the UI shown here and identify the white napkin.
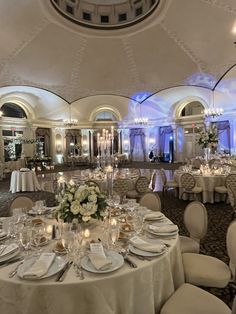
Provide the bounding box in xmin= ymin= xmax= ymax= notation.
xmin=144 ymin=212 xmax=164 ymax=221
xmin=148 ymin=224 xmax=178 ymax=234
xmin=22 ymin=253 xmax=55 ymax=279
xmin=20 ymin=168 xmax=30 ymax=172
xmin=130 ymin=236 xmax=166 ymax=253
xmin=0 ymin=243 xmax=18 ymax=258
xmin=88 ymin=253 xmax=112 ymax=270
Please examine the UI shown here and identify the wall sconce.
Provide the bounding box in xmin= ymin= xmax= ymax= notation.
xmin=149 ymin=138 xmax=155 ymax=145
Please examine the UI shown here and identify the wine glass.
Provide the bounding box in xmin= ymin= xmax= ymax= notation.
xmin=19 ymin=226 xmax=32 ymax=255
xmin=109 ymin=220 xmax=120 ymax=250
xmin=113 ymin=195 xmax=120 ymax=208
xmin=32 ymin=223 xmax=46 ymax=255
xmin=133 ymin=214 xmax=143 ymax=236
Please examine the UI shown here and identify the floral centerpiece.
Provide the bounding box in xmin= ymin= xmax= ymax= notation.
xmin=56 ymin=182 xmax=107 ymax=223
xmin=197 ymin=125 xmax=218 ymax=149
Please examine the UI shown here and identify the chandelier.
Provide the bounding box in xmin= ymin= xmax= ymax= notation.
xmin=204 ymin=90 xmax=223 ymax=119
xmin=203 ymin=108 xmax=223 ymax=118
xmin=63 ymin=105 xmax=78 ymax=128
xmin=134 ymin=117 xmax=149 ymax=125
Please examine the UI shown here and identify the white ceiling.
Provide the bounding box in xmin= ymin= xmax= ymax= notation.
xmin=0 ymin=0 xmax=235 ymax=121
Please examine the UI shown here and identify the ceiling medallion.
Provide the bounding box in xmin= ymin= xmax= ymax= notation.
xmin=50 ymin=0 xmax=161 ymax=30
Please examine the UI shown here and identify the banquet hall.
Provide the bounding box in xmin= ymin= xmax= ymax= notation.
xmin=0 ymin=1 xmax=236 ymax=314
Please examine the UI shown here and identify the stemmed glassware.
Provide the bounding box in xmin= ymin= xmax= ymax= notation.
xmin=32 ymin=223 xmax=46 ymax=255
xmin=19 ymin=226 xmax=32 ymax=255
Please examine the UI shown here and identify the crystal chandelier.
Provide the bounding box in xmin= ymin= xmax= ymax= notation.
xmin=63 ymin=105 xmax=78 ymax=128
xmin=204 ymin=90 xmax=223 ymax=119
xmin=134 ymin=117 xmax=149 ymax=125
xmin=204 ymin=108 xmax=223 ymax=118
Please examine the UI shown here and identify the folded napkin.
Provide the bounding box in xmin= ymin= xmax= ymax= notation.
xmin=0 ymin=243 xmax=18 ymax=258
xmin=22 ymin=253 xmax=56 ymax=279
xmin=144 ymin=212 xmax=164 ymax=221
xmin=130 ymin=236 xmax=165 ymax=253
xmin=88 ymin=253 xmax=112 ymax=271
xmin=148 ymin=224 xmax=178 ymax=234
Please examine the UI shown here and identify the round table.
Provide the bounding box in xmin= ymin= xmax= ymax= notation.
xmin=0 ymin=220 xmax=184 ymax=314
xmin=10 ymin=170 xmax=41 ymax=193
xmin=174 ymin=170 xmax=226 ymax=203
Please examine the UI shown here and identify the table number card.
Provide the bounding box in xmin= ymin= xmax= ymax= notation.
xmin=90 ymin=243 xmax=106 ymax=257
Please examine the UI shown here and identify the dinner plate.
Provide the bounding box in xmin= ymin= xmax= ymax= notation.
xmin=129 ymin=243 xmax=166 ymax=257
xmin=146 ymin=226 xmax=178 ymax=237
xmin=81 ymin=250 xmax=124 ymax=274
xmin=144 ymin=213 xmax=165 ymax=221
xmin=17 ymin=256 xmax=66 ymax=280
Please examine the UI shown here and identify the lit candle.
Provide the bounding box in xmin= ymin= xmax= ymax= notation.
xmin=110 ymin=218 xmax=117 ymax=226
xmin=107 ymin=165 xmax=113 ymax=173
xmin=84 ymin=228 xmax=90 ymax=239
xmin=46 ymin=224 xmax=53 ymax=238
xmin=69 ymin=179 xmax=75 ymax=186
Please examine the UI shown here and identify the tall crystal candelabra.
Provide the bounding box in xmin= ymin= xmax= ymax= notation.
xmin=97 ymin=127 xmax=114 ymax=168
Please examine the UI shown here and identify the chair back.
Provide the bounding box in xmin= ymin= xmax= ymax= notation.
xmin=159 ymin=169 xmax=167 ymax=185
xmin=227 ymin=185 xmax=236 ymax=210
xmin=232 ymin=296 xmax=236 ymax=314
xmin=10 ymin=196 xmax=33 ymax=212
xmin=149 ymin=171 xmax=157 ymax=190
xmin=184 ymin=201 xmax=208 ymax=242
xmin=181 ymin=173 xmax=196 ymax=191
xmin=113 ymin=179 xmax=129 ymax=197
xmin=139 ymin=192 xmax=161 ymax=211
xmin=225 ymin=174 xmax=236 ymax=187
xmin=135 ymin=176 xmax=148 ymax=194
xmin=226 ymin=220 xmax=236 ymax=280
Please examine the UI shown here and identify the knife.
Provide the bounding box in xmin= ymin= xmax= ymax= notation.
xmin=0 ymin=257 xmax=23 ymax=268
xmin=56 ymin=261 xmax=72 ymax=282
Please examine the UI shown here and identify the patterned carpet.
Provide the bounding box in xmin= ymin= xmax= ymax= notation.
xmin=0 ymin=165 xmax=235 ymax=308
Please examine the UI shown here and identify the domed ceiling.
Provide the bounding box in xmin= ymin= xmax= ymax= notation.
xmin=0 ymin=0 xmax=235 ymax=103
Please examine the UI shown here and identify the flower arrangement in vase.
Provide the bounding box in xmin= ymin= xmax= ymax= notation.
xmin=197 ymin=124 xmax=218 ymax=150
xmin=56 ymin=182 xmax=107 ymax=223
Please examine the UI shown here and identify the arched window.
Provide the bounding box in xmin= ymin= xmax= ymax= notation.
xmin=180 ymin=101 xmax=204 ymax=117
xmin=1 ymin=103 xmax=27 ymax=118
xmin=95 ymin=111 xmax=117 ymax=121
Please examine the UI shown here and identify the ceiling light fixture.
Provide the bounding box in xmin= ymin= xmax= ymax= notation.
xmin=134 ymin=117 xmax=149 ymax=125
xmin=63 ymin=105 xmax=78 ymax=128
xmin=204 ymin=90 xmax=223 ymax=119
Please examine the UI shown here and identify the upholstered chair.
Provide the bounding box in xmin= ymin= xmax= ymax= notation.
xmin=113 ymin=179 xmax=130 ymax=202
xmin=180 ymin=201 xmax=208 ymax=253
xmin=160 ymin=283 xmax=231 ymax=314
xmin=228 ymin=184 xmax=236 ymax=219
xmin=126 ymin=176 xmax=149 ymax=200
xmin=160 ymin=169 xmax=178 ymax=196
xmin=214 ymin=173 xmax=236 ymax=202
xmin=139 ymin=192 xmax=162 ymax=211
xmin=182 ymin=220 xmax=236 ymax=289
xmin=10 ymin=196 xmax=33 ymax=213
xmin=180 ymin=173 xmax=202 ymax=201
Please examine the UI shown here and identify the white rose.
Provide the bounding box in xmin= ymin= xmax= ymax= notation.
xmin=71 ymin=200 xmax=83 ymax=215
xmin=88 ymin=194 xmax=97 ymax=202
xmin=82 ymin=215 xmax=91 ymax=222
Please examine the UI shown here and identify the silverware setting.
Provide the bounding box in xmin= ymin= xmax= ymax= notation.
xmin=8 ymin=260 xmax=24 ymax=278
xmin=0 ymin=256 xmax=23 ymax=268
xmin=56 ymin=261 xmax=73 ymax=282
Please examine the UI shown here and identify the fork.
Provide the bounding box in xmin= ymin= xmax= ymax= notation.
xmin=8 ymin=260 xmax=24 ymax=278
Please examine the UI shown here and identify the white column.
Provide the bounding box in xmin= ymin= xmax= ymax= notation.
xmin=229 ymin=119 xmax=236 ymax=155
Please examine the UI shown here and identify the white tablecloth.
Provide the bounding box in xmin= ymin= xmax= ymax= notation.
xmin=174 ymin=171 xmax=226 ymax=203
xmin=9 ymin=170 xmax=41 ymax=193
xmin=0 ymin=224 xmax=184 ymax=314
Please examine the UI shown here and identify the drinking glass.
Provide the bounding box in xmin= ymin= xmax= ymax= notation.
xmin=113 ymin=195 xmax=120 ymax=208
xmin=32 ymin=223 xmax=46 ymax=255
xmin=19 ymin=226 xmax=32 ymax=254
xmin=133 ymin=215 xmax=143 ymax=236
xmin=109 ymin=221 xmax=120 ymax=250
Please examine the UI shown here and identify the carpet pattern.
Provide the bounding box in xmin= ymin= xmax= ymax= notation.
xmin=0 ymin=165 xmax=235 ymax=308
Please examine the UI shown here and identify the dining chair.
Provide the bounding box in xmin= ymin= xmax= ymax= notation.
xmin=139 ymin=192 xmax=162 ymax=211
xmin=180 ymin=173 xmax=202 ymax=201
xmin=126 ymin=176 xmax=149 ymax=200
xmin=227 ymin=184 xmax=236 ymax=219
xmin=149 ymin=170 xmax=157 ymax=191
xmin=214 ymin=173 xmax=236 ymax=202
xmin=10 ymin=196 xmax=34 ymax=213
xmin=180 ymin=201 xmax=208 ymax=253
xmin=182 ymin=220 xmax=236 ymax=289
xmin=113 ymin=179 xmax=130 ymax=202
xmin=160 ymin=283 xmax=231 ymax=314
xmin=159 ymin=169 xmax=178 ymax=196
